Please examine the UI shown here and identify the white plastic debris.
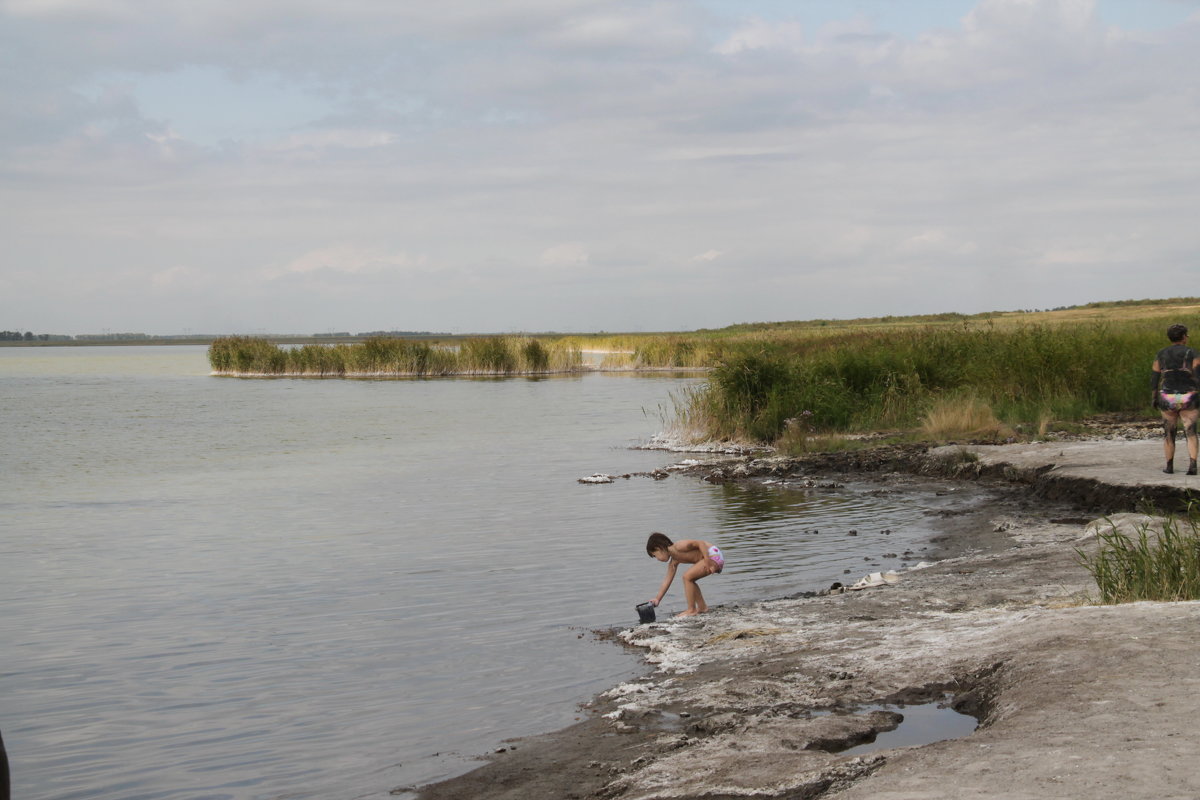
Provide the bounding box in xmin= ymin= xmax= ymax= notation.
xmin=848 ymin=571 xmax=901 ymax=591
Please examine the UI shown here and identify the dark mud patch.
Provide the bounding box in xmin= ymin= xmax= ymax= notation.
xmin=678 ymin=442 xmax=1200 ymax=515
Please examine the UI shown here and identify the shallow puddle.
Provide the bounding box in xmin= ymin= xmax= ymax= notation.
xmin=839 ymin=701 xmax=978 ymax=756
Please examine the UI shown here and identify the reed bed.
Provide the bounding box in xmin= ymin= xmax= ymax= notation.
xmin=551 ymin=334 xmax=727 ymax=369
xmin=677 ymin=319 xmax=1170 ymax=444
xmin=600 ymin=337 xmax=727 ymax=369
xmin=1079 ymin=510 xmax=1200 ymax=603
xmin=208 ymin=336 xmax=582 ymax=377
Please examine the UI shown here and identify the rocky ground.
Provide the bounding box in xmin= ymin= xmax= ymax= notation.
xmin=415 ymin=425 xmax=1200 ymax=800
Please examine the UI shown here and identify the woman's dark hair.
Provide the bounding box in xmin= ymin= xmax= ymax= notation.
xmin=646 ymin=532 xmax=673 ymax=556
xmin=1168 ymin=324 xmax=1189 ymax=343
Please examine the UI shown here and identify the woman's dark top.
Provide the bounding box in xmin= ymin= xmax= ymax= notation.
xmin=1156 ymin=344 xmax=1200 ymax=393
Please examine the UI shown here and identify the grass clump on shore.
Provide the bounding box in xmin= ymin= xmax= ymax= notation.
xmin=1079 ymin=510 xmax=1200 ymax=604
xmin=208 ymin=335 xmax=582 ymax=377
xmin=921 ymin=394 xmax=1014 ymax=440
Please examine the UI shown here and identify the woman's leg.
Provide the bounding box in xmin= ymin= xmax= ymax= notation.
xmin=1181 ymin=408 xmax=1199 ymax=466
xmin=1162 ymin=409 xmax=1180 ymax=471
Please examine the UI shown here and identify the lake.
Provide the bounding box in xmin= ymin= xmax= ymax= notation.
xmin=0 ymin=346 xmax=976 ymax=799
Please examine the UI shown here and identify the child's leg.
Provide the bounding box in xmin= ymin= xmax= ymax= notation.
xmin=678 ymin=563 xmax=711 ymax=616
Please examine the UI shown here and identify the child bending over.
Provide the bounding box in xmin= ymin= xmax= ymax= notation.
xmin=646 ymin=532 xmax=724 ymax=617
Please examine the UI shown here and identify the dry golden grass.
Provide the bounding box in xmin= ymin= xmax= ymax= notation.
xmin=921 ymin=395 xmax=1015 ymax=440
xmin=711 ymin=299 xmax=1200 ymax=342
xmin=704 ymin=627 xmax=790 ymax=645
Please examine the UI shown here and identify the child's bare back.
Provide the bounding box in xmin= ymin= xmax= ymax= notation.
xmin=665 ymin=539 xmax=707 ymax=564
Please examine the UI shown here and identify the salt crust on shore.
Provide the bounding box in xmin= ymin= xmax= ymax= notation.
xmin=637 ymin=433 xmax=762 ymax=455
xmin=591 ymin=527 xmax=1184 ymax=798
xmin=589 ymin=511 xmax=1200 ymax=800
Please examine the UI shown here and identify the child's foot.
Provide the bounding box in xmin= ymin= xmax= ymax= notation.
xmin=1164 ymin=462 xmax=1175 ymax=474
xmin=674 ymin=609 xmax=699 ymax=617
xmin=1189 ymin=460 xmax=1198 ymax=476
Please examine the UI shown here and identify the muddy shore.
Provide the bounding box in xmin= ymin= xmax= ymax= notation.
xmin=414 ymin=430 xmax=1200 ymax=800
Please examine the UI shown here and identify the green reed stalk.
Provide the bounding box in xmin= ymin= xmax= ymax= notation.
xmin=1079 ymin=510 xmax=1200 ymax=603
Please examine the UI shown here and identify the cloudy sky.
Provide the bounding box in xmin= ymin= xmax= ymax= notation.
xmin=2 ymin=0 xmax=1197 ymax=335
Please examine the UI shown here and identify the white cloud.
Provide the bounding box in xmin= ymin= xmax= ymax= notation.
xmin=898 ymin=230 xmax=978 ymax=256
xmin=713 ymin=17 xmax=805 ymax=54
xmin=963 ymin=0 xmax=1097 ymax=34
xmin=692 ymin=249 xmax=724 ymax=262
xmin=1 ymin=0 xmax=137 ymax=17
xmin=539 ymin=243 xmax=590 ymax=268
xmin=265 ymin=246 xmax=426 ymax=280
xmin=659 ymin=145 xmax=794 ymax=161
xmin=151 ymin=264 xmax=193 ymax=287
xmin=268 ymin=129 xmax=397 ymax=154
xmin=539 ymin=4 xmax=697 ymax=51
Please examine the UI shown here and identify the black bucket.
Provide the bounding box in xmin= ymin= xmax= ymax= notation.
xmin=636 ymin=602 xmax=656 ymax=624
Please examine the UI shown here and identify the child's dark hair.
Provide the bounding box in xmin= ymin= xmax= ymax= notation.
xmin=1168 ymin=324 xmax=1189 ymax=343
xmin=646 ymin=532 xmax=673 ymax=556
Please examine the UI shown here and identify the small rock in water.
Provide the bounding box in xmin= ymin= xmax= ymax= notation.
xmin=847 ymin=530 xmax=858 ymax=536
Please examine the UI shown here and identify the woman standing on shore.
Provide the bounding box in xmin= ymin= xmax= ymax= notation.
xmin=1151 ymin=324 xmax=1200 ymax=475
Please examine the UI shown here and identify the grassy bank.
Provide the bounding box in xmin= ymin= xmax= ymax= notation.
xmin=670 ymin=317 xmax=1183 ymax=447
xmin=208 ymin=335 xmax=583 ymax=377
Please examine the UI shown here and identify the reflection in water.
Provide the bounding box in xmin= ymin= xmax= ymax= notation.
xmin=697 ymin=481 xmax=974 ymax=600
xmin=840 ymin=701 xmax=979 ymax=756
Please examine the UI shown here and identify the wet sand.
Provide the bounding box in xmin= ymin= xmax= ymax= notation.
xmin=414 ymin=434 xmax=1200 ymax=800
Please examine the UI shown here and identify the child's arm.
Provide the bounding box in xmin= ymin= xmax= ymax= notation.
xmin=651 ymin=560 xmax=678 ymax=606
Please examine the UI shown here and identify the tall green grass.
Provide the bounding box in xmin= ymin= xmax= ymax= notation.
xmin=209 ymin=336 xmax=582 ymax=377
xmin=679 ymin=320 xmax=1169 ymax=442
xmin=1079 ymin=510 xmax=1200 ymax=603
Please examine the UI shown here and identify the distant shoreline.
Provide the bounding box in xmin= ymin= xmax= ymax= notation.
xmin=0 ymin=335 xmax=444 ymax=348
xmin=208 ymin=365 xmax=708 ymax=378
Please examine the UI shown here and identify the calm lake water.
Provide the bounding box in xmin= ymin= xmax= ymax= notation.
xmin=1 ymin=346 xmax=979 ymax=800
